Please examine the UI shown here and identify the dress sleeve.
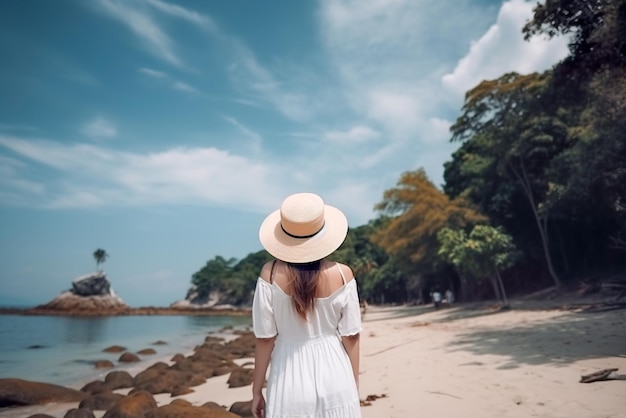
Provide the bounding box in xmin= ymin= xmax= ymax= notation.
xmin=252 ymin=278 xmax=277 ymax=338
xmin=338 ymin=279 xmax=362 ymax=336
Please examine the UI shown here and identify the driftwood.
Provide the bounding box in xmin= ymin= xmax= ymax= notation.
xmin=579 ymin=368 xmax=625 ymax=383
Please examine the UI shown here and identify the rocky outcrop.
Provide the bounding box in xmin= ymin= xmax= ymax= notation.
xmin=170 ymin=286 xmax=245 ymax=310
xmin=34 ymin=272 xmax=129 ymax=314
xmin=169 ymin=286 xmax=220 ymax=309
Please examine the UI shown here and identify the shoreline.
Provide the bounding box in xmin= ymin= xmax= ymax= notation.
xmin=1 ymin=295 xmax=625 ymax=417
xmin=0 ymin=306 xmax=253 ymax=317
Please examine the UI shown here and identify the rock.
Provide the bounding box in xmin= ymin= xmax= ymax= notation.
xmin=133 ymin=363 xmax=169 ymax=385
xmin=103 ymin=345 xmax=127 ymax=353
xmin=118 ymin=352 xmax=140 ymax=363
xmin=34 ymin=272 xmax=129 ymax=314
xmin=64 ymin=408 xmax=95 ymax=418
xmin=229 ymin=400 xmax=253 ymax=417
xmin=72 ymin=272 xmax=111 ymax=296
xmin=227 ymin=368 xmax=254 ymax=388
xmin=35 ymin=292 xmax=128 ymax=313
xmin=152 ymin=340 xmax=167 ymax=345
xmin=152 ymin=402 xmax=241 ymax=418
xmin=171 ymin=385 xmax=195 ymax=397
xmin=94 ymin=360 xmax=114 ymax=369
xmin=102 ymin=390 xmax=158 ymax=418
xmin=136 ymin=348 xmax=156 ymax=355
xmin=171 ymin=353 xmax=185 ymax=362
xmin=79 ymin=392 xmax=124 ymax=411
xmin=0 ymin=378 xmax=88 ymax=407
xmin=80 ymin=380 xmax=109 ymax=395
xmin=104 ymin=371 xmax=134 ymax=390
xmin=131 ymin=369 xmax=191 ymax=395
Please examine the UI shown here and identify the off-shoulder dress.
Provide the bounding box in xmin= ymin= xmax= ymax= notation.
xmin=252 ymin=262 xmax=362 ymax=418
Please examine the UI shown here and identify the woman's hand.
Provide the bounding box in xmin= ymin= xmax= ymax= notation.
xmin=252 ymin=392 xmax=266 ymax=418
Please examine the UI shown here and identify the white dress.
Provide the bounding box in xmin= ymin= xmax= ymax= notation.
xmin=252 ymin=263 xmax=362 ymax=418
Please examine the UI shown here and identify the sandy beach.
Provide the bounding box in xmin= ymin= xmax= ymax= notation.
xmin=2 ymin=298 xmax=624 ymax=418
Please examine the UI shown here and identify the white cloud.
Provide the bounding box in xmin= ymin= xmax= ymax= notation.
xmin=0 ymin=135 xmax=281 ymax=211
xmin=81 ymin=117 xmax=117 ymax=139
xmin=442 ymin=0 xmax=571 ymax=96
xmin=324 ymin=126 xmax=380 ymax=144
xmin=143 ymin=0 xmax=212 ymax=27
xmin=139 ymin=67 xmax=167 ymax=79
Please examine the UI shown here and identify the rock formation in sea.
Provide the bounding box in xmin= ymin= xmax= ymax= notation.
xmin=35 ymin=271 xmax=129 ymax=313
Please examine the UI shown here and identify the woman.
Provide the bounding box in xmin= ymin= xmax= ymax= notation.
xmin=252 ymin=192 xmax=362 ymax=418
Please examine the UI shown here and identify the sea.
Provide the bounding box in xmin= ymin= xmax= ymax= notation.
xmin=0 ymin=312 xmax=252 ymax=389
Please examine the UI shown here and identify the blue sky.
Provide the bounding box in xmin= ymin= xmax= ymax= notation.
xmin=0 ymin=0 xmax=569 ymax=307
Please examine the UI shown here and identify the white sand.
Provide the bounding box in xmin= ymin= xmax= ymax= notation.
xmin=3 ymin=302 xmax=625 ymax=418
xmin=358 ymin=304 xmax=625 ymax=418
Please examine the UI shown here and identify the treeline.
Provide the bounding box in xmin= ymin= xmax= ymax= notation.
xmin=191 ymin=0 xmax=626 ymax=307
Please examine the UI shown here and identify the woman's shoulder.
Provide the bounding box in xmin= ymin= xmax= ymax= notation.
xmin=259 ymin=260 xmax=277 ymax=283
xmin=328 ymin=261 xmax=356 ymax=283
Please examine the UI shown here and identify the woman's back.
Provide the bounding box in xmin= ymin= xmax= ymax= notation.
xmin=255 ymin=260 xmax=360 ymax=342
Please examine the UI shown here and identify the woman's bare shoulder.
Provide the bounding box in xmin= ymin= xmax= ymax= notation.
xmin=259 ymin=260 xmax=277 ymax=282
xmin=332 ymin=261 xmax=355 ymax=282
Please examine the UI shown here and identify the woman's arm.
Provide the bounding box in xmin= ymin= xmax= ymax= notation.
xmin=253 ymin=337 xmax=275 ymax=394
xmin=252 ymin=336 xmax=275 ymax=418
xmin=341 ymin=333 xmax=360 ymax=388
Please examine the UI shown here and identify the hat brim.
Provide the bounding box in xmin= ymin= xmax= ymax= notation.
xmin=259 ymin=205 xmax=348 ymax=263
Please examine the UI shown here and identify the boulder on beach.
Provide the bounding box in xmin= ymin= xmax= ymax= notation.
xmin=35 ymin=272 xmax=129 ymax=314
xmin=0 ymin=378 xmax=88 ymax=407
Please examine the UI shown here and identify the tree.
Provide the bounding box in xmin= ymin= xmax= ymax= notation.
xmin=373 ymin=168 xmax=485 ymax=301
xmin=93 ymin=248 xmax=109 ymax=272
xmin=437 ymin=227 xmax=473 ymax=301
xmin=447 ymin=72 xmax=566 ymax=288
xmin=438 ymin=226 xmax=519 ymax=307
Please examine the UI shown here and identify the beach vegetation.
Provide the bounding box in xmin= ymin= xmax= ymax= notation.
xmin=93 ymin=248 xmax=109 ymax=272
xmin=438 ymin=226 xmax=519 ymax=307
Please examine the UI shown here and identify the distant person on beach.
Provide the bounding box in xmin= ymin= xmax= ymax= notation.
xmin=432 ymin=290 xmax=442 ymax=309
xmin=252 ymin=193 xmax=362 ymax=418
xmin=445 ymin=289 xmax=454 ymax=304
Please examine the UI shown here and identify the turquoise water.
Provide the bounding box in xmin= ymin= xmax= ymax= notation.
xmin=0 ymin=314 xmax=252 ymax=388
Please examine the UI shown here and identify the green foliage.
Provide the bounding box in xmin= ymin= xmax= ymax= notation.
xmin=438 ymin=225 xmax=518 ymax=304
xmin=190 ymin=252 xmax=272 ymax=305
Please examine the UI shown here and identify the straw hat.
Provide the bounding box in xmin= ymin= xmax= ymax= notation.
xmin=259 ymin=193 xmax=348 ymax=263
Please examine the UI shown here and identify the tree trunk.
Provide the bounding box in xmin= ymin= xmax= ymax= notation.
xmin=510 ymin=159 xmax=562 ymax=287
xmin=495 ymin=268 xmax=509 ymax=308
xmin=489 ymin=276 xmax=502 ymax=302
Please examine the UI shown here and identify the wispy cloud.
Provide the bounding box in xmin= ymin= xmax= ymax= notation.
xmin=139 ymin=67 xmax=198 ymax=94
xmin=143 ymin=0 xmax=217 ymax=30
xmin=81 ymin=117 xmax=117 ymax=139
xmin=227 ymin=44 xmax=319 ymax=122
xmin=95 ymin=0 xmax=182 ymax=67
xmin=222 ymin=116 xmax=263 ymax=153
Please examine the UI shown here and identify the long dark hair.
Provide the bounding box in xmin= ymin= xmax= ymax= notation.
xmin=286 ymin=260 xmax=322 ymax=320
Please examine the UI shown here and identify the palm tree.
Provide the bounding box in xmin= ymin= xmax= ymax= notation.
xmin=93 ymin=248 xmax=109 ymax=272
